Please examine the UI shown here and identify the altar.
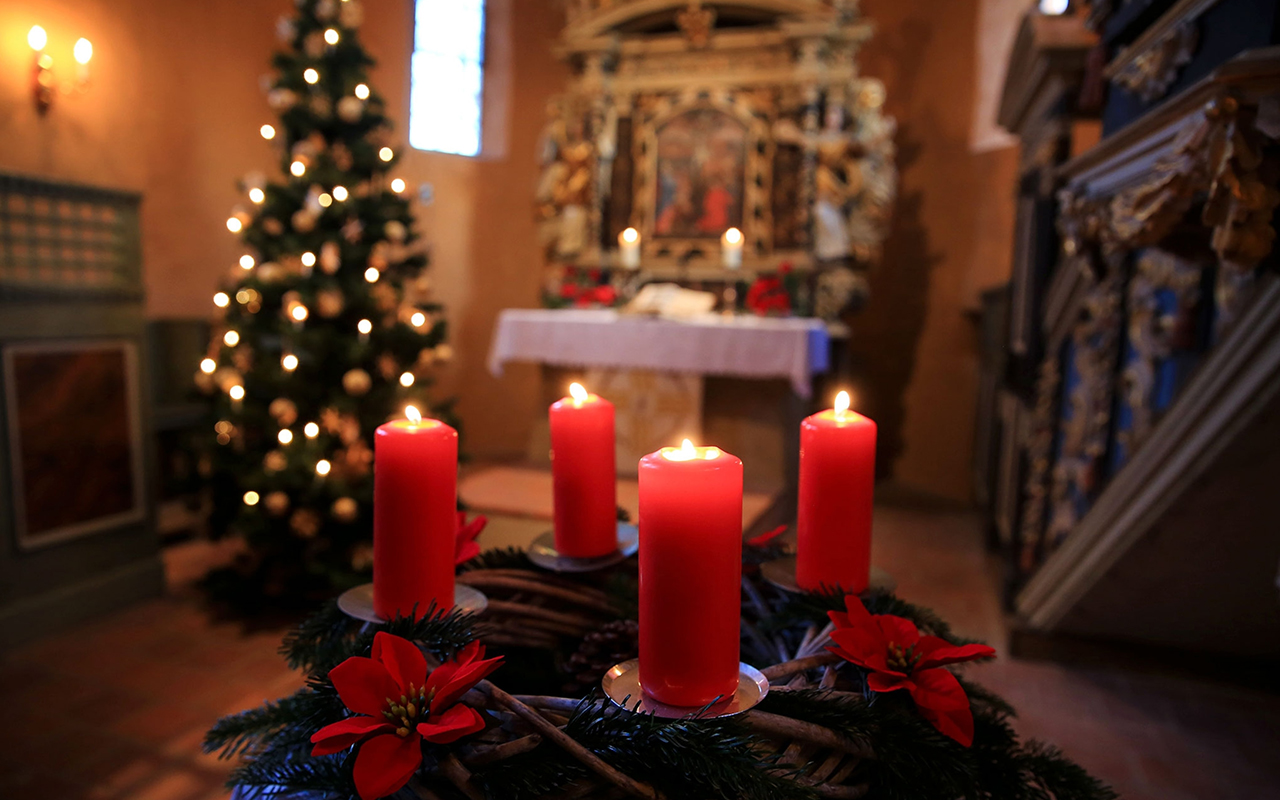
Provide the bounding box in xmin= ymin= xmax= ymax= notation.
xmin=489 ymin=308 xmax=835 ymax=482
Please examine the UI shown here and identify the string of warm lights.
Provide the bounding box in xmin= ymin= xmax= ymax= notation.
xmin=199 ymin=0 xmax=448 ymax=545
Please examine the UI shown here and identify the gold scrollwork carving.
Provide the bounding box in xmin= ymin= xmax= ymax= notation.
xmin=1111 ymin=22 xmax=1199 ymax=104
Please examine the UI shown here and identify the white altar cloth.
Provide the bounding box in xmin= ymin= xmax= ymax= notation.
xmin=487 ymin=309 xmax=830 ymax=397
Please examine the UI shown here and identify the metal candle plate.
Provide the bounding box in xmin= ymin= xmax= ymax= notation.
xmin=602 ymin=659 xmax=769 ymax=719
xmin=526 ymin=522 xmax=639 ymax=573
xmin=336 ymin=582 xmax=488 ymax=624
xmin=760 ymin=555 xmax=896 ymax=594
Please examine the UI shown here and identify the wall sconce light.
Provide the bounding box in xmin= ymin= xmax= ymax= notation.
xmin=27 ymin=25 xmax=93 ymax=115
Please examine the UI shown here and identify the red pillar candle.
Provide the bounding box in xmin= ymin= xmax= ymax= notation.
xmin=638 ymin=439 xmax=743 ymax=707
xmin=796 ymin=391 xmax=877 ymax=592
xmin=550 ymin=383 xmax=618 ymax=558
xmin=373 ymin=405 xmax=458 ymax=620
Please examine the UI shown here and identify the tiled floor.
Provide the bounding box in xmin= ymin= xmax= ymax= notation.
xmin=1 ymin=501 xmax=1277 ymax=800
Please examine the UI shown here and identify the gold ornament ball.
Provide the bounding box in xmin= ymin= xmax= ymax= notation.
xmin=331 ymin=497 xmax=359 ymax=523
xmin=303 ymin=31 xmax=325 ymax=58
xmin=384 ymin=220 xmax=407 ymax=243
xmin=316 ymin=289 xmax=346 ymax=318
xmin=263 ymin=218 xmax=285 ymax=236
xmin=340 ymin=0 xmax=364 ymax=28
xmin=351 ymin=542 xmax=374 ymax=571
xmin=264 ymin=491 xmax=291 ymax=516
xmin=343 ymin=368 xmax=372 ymax=396
xmin=292 ymin=209 xmax=318 ymax=233
xmin=320 ymin=241 xmax=342 ymax=273
xmin=290 ymin=508 xmax=322 ymax=539
xmin=267 ymin=88 xmax=297 ymax=111
xmin=269 ymin=397 xmax=298 ymax=426
xmin=264 ymin=450 xmax=288 ymax=473
xmin=337 ymin=96 xmax=364 ymax=123
xmin=315 ymin=0 xmax=338 ymax=21
xmin=310 ymin=95 xmax=332 ymax=119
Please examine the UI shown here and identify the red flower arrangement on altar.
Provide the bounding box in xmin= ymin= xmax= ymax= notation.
xmin=558 ymin=281 xmax=618 ymax=308
xmin=310 ymin=632 xmax=503 ymax=799
xmin=745 ymin=264 xmax=794 ymax=315
xmin=826 ymin=596 xmax=995 ymax=747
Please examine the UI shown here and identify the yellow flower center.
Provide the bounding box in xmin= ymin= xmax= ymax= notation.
xmin=383 ymin=682 xmax=429 ymax=737
xmin=886 ymin=642 xmax=921 ymax=673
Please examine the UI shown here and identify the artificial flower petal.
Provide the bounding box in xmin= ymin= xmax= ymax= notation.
xmin=310 ymin=715 xmax=393 ymax=756
xmin=456 ymin=513 xmax=487 ymax=565
xmin=866 ymin=671 xmax=911 ymax=694
xmin=417 ymin=703 xmax=486 ymax=744
xmin=829 ymin=627 xmax=894 ymax=676
xmin=329 ymin=656 xmax=401 ymax=718
xmin=430 ymin=654 xmax=503 ymax=712
xmin=874 ymin=614 xmax=921 ymax=649
xmin=352 ymin=729 xmax=423 ymax=800
xmin=914 ymin=638 xmax=997 ymax=671
xmin=371 ymin=630 xmax=427 ymax=695
xmin=909 ymin=668 xmax=975 ymax=746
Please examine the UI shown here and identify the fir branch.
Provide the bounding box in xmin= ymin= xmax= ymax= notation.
xmin=1018 ymin=741 xmax=1119 ymax=800
xmin=565 ymin=697 xmax=816 ymax=800
xmin=229 ymin=747 xmax=358 ymax=799
xmin=280 ymin=600 xmax=360 ymax=672
xmin=282 ymin=601 xmax=481 ymax=677
xmin=458 ymin=546 xmax=532 ymax=573
xmin=204 ymin=684 xmax=346 ymax=760
xmin=471 ymin=747 xmax=587 ymax=800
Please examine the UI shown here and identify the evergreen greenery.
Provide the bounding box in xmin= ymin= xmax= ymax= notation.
xmin=207 ymin=559 xmax=1117 ymax=800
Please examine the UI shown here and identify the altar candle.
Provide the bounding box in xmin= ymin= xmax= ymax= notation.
xmin=796 ymin=391 xmax=877 ymax=592
xmin=373 ymin=405 xmax=458 ymax=620
xmin=721 ymin=227 xmax=744 ymax=270
xmin=550 ymin=383 xmax=618 ymax=558
xmin=618 ymin=227 xmax=641 ymax=269
xmin=638 ymin=439 xmax=743 ymax=707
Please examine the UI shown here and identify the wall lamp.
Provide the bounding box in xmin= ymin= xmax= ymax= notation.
xmin=27 ymin=25 xmax=93 ymax=115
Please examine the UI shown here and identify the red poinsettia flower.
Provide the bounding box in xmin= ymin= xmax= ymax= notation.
xmin=826 ymin=596 xmax=995 ymax=746
xmin=746 ymin=523 xmax=788 ymax=548
xmin=310 ymin=633 xmax=503 ymax=800
xmin=455 ymin=511 xmax=487 ymax=566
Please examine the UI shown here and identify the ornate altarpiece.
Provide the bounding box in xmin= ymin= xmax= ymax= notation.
xmin=536 ymin=0 xmax=897 ymax=319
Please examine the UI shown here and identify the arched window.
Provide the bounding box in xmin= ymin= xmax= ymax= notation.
xmin=409 ymin=0 xmax=485 ymax=157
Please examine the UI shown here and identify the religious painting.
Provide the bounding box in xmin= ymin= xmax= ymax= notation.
xmin=652 ymin=109 xmax=747 ymax=239
xmin=3 ymin=339 xmax=144 ymax=549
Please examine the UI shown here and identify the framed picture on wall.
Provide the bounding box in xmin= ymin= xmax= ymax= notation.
xmin=652 ymin=108 xmax=748 ymax=239
xmin=3 ymin=338 xmax=146 ymax=550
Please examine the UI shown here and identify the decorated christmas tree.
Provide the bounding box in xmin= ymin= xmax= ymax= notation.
xmin=196 ymin=0 xmax=452 ymax=607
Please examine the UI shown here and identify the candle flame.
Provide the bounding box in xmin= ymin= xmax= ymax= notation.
xmin=405 ymin=405 xmax=422 ymax=424
xmin=681 ymin=438 xmax=695 ymax=454
xmin=569 ymin=382 xmax=588 ymax=403
xmin=621 ymin=227 xmax=639 ymax=244
xmin=835 ymin=391 xmax=851 ymax=415
xmin=724 ymin=227 xmax=743 ymax=245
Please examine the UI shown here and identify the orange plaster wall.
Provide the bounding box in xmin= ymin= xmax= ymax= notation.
xmin=0 ymin=0 xmax=282 ymax=316
xmin=0 ymin=0 xmax=564 ymax=461
xmin=853 ymin=0 xmax=1019 ymax=501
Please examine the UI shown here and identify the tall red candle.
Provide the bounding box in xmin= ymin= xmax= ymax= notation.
xmin=550 ymin=383 xmax=617 ymax=558
xmin=638 ymin=440 xmax=743 ymax=707
xmin=373 ymin=406 xmax=458 ymax=620
xmin=796 ymin=392 xmax=877 ymax=592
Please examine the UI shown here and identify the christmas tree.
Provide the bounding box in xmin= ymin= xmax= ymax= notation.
xmin=196 ymin=0 xmax=452 ymax=607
